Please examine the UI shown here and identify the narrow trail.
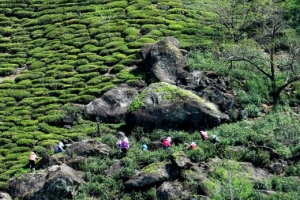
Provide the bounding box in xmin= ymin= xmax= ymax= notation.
xmin=0 ymin=67 xmax=27 ymax=83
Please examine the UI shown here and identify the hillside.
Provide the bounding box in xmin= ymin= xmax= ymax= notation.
xmin=1 ymin=0 xmax=300 ymax=199
xmin=0 ymin=0 xmax=208 ymax=183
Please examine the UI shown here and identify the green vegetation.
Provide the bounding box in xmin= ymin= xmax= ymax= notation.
xmin=74 ymin=111 xmax=300 ymax=198
xmin=0 ymin=0 xmax=300 ymax=199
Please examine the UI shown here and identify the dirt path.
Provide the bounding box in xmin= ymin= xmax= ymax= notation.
xmin=0 ymin=67 xmax=27 ymax=83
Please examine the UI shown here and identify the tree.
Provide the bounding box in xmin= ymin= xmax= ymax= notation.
xmin=283 ymin=0 xmax=300 ymax=33
xmin=223 ymin=1 xmax=300 ymax=107
xmin=200 ymin=0 xmax=264 ymax=43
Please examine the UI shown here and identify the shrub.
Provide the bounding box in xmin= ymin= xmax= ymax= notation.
xmin=116 ymin=69 xmax=143 ymax=82
xmin=207 ymin=161 xmax=254 ymax=199
xmin=16 ymin=139 xmax=36 ymax=148
xmin=102 ymin=56 xmax=118 ymax=65
xmin=12 ymin=134 xmax=35 ymax=142
xmin=0 ymin=68 xmax=14 ymax=76
xmin=240 ymin=149 xmax=270 ymax=166
xmin=123 ymin=27 xmax=140 ymax=36
xmin=245 ymin=104 xmax=261 ymax=118
xmin=81 ymin=44 xmax=100 ymax=53
xmin=17 ymin=80 xmax=32 ymax=88
xmin=110 ymin=64 xmax=125 ymax=73
xmin=23 ymin=126 xmax=39 ymax=132
xmin=71 ymin=95 xmax=95 ymax=104
xmin=0 ymin=181 xmax=8 ymax=190
xmin=98 ymin=84 xmax=116 ymax=95
xmin=39 ymin=139 xmax=60 ymax=149
xmin=36 ymin=134 xmax=65 ymax=141
xmin=37 ymin=113 xmax=64 ymax=124
xmin=0 ymin=138 xmax=12 ymax=145
xmin=10 ymin=147 xmax=31 ymax=153
xmin=73 ymin=58 xmax=89 ymax=67
xmin=76 ymin=64 xmax=108 ymax=73
xmin=186 ymin=147 xmax=205 ymax=162
xmin=15 ymin=72 xmax=45 ymax=82
xmin=286 ymin=162 xmax=300 ymax=176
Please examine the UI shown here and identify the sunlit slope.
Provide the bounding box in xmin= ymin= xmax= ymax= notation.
xmin=0 ymin=0 xmax=217 ymax=188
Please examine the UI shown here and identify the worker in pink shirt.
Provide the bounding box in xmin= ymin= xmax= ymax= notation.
xmin=29 ymin=152 xmax=38 ymax=172
xmin=200 ymin=131 xmax=209 ymax=141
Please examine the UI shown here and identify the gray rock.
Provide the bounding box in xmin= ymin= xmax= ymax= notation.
xmin=141 ymin=37 xmax=187 ymax=84
xmin=171 ymin=151 xmax=192 ymax=168
xmin=36 ymin=153 xmax=86 ymax=170
xmin=156 ymin=181 xmax=191 ymax=200
xmin=147 ymin=141 xmax=162 ymax=151
xmin=125 ymin=162 xmax=179 ymax=188
xmin=85 ymin=84 xmax=139 ymax=123
xmin=127 ymin=82 xmax=229 ymax=132
xmin=269 ymin=160 xmax=287 ymax=175
xmin=8 ymin=164 xmax=84 ymax=200
xmin=0 ymin=192 xmax=12 ymax=200
xmin=182 ymin=70 xmax=247 ymax=121
xmin=67 ymin=141 xmax=111 ymax=157
xmin=104 ymin=160 xmax=124 ymax=177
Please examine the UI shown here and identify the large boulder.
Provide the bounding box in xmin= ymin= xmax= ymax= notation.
xmin=183 ymin=70 xmax=247 ymax=120
xmin=0 ymin=192 xmax=12 ymax=200
xmin=85 ymin=84 xmax=139 ymax=122
xmin=126 ymin=82 xmax=229 ymax=132
xmin=141 ymin=37 xmax=187 ymax=85
xmin=36 ymin=153 xmax=86 ymax=170
xmin=268 ymin=159 xmax=287 ymax=175
xmin=8 ymin=164 xmax=84 ymax=200
xmin=67 ymin=140 xmax=111 ymax=157
xmin=104 ymin=160 xmax=124 ymax=177
xmin=171 ymin=151 xmax=192 ymax=168
xmin=124 ymin=162 xmax=179 ymax=189
xmin=147 ymin=141 xmax=162 ymax=151
xmin=156 ymin=181 xmax=191 ymax=200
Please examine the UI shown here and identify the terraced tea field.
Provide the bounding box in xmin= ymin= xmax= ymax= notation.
xmin=0 ymin=0 xmax=219 ymax=189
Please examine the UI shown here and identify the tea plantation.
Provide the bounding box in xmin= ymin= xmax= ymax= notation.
xmin=1 ymin=0 xmax=300 ymax=199
xmin=0 ymin=0 xmax=216 ymax=188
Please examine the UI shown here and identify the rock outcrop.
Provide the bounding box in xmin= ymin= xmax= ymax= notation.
xmin=147 ymin=141 xmax=162 ymax=151
xmin=8 ymin=164 xmax=84 ymax=200
xmin=0 ymin=192 xmax=12 ymax=200
xmin=67 ymin=140 xmax=111 ymax=157
xmin=156 ymin=181 xmax=191 ymax=200
xmin=182 ymin=70 xmax=247 ymax=120
xmin=171 ymin=151 xmax=192 ymax=168
xmin=85 ymin=84 xmax=139 ymax=122
xmin=36 ymin=153 xmax=86 ymax=170
xmin=126 ymin=82 xmax=229 ymax=132
xmin=124 ymin=162 xmax=179 ymax=189
xmin=141 ymin=37 xmax=187 ymax=85
xmin=104 ymin=160 xmax=124 ymax=177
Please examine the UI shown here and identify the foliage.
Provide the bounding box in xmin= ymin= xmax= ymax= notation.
xmin=207 ymin=160 xmax=254 ymax=199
